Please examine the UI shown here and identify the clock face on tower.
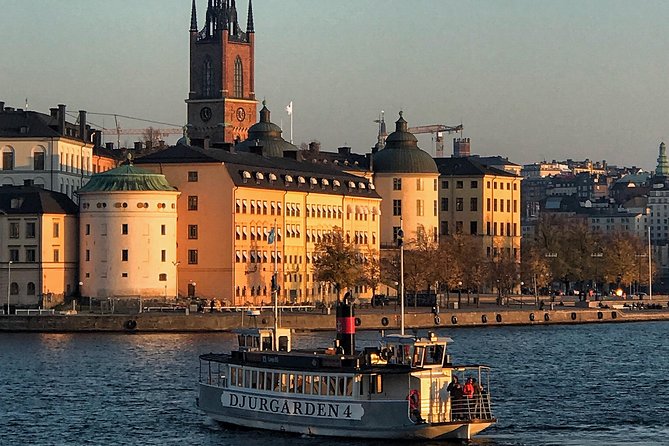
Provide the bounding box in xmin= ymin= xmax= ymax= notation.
xmin=200 ymin=107 xmax=212 ymax=122
xmin=236 ymin=107 xmax=246 ymax=122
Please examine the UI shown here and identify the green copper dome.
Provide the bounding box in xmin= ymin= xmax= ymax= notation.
xmin=78 ymin=163 xmax=176 ymax=193
xmin=372 ymin=112 xmax=438 ymax=174
xmin=235 ymin=102 xmax=298 ymax=157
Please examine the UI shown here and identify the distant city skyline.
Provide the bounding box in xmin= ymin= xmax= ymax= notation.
xmin=2 ymin=0 xmax=669 ymax=170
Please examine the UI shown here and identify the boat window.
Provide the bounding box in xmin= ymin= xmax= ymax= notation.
xmin=424 ymin=344 xmax=445 ymax=366
xmin=262 ymin=335 xmax=273 ymax=351
xmin=328 ymin=377 xmax=336 ymax=396
xmin=245 ymin=369 xmax=252 ymax=388
xmin=258 ymin=371 xmax=265 ymax=390
xmin=320 ymin=376 xmax=328 ymax=396
xmin=280 ymin=373 xmax=288 ymax=392
xmin=278 ymin=336 xmax=289 ymax=352
xmin=296 ymin=374 xmax=304 ymax=393
xmin=412 ymin=346 xmax=425 ymax=367
xmin=230 ymin=367 xmax=240 ymax=387
xmin=304 ymin=375 xmax=312 ymax=395
xmin=369 ymin=374 xmax=383 ymax=394
xmin=266 ymin=372 xmax=274 ymax=391
xmin=345 ymin=377 xmax=353 ymax=396
xmin=288 ymin=374 xmax=296 ymax=392
xmin=312 ymin=376 xmax=321 ymax=395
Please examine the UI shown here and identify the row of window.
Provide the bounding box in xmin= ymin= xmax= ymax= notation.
xmin=6 ymin=282 xmax=37 ymax=295
xmin=229 ymin=367 xmax=356 ymax=397
xmin=393 ymin=178 xmax=439 ymax=192
xmin=443 ymin=179 xmax=517 ymax=191
xmin=81 ymin=202 xmax=174 ymax=210
xmin=392 ymin=199 xmax=438 ymax=217
xmin=440 ymin=220 xmax=518 ymax=237
xmin=84 ymin=249 xmax=170 ymax=263
xmin=8 ymin=221 xmax=38 ymax=239
xmin=83 ymin=224 xmax=168 ymax=236
xmin=439 ymin=198 xmax=518 ymax=213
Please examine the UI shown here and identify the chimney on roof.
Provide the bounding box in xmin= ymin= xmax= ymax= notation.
xmin=453 ymin=137 xmax=471 ymax=158
xmin=145 ymin=140 xmax=153 ymax=152
xmin=0 ymin=101 xmax=4 ymax=112
xmin=57 ymin=104 xmax=66 ymax=135
xmin=133 ymin=141 xmax=143 ymax=151
xmin=283 ymin=150 xmax=298 ymax=160
xmin=105 ymin=142 xmax=114 ymax=150
xmin=50 ymin=108 xmax=58 ymax=118
xmin=79 ymin=110 xmax=87 ymax=142
xmin=158 ymin=140 xmax=165 ymax=149
xmin=91 ymin=130 xmax=102 ymax=148
xmin=337 ymin=146 xmax=351 ymax=156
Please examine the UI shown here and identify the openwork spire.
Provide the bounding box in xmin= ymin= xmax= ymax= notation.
xmin=247 ymin=0 xmax=254 ymax=33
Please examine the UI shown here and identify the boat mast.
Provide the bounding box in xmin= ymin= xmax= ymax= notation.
xmin=272 ymin=219 xmax=279 ymax=347
xmin=648 ymin=226 xmax=653 ymax=300
xmin=398 ymin=217 xmax=405 ymax=335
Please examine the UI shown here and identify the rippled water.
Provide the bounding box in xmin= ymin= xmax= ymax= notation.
xmin=1 ymin=322 xmax=669 ymax=445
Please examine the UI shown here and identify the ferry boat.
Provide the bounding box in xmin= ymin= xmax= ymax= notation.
xmin=197 ymin=297 xmax=495 ymax=440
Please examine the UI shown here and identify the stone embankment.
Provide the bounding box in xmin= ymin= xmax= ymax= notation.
xmin=1 ymin=306 xmax=669 ymax=332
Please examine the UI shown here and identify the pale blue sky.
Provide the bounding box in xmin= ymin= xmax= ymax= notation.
xmin=2 ymin=0 xmax=669 ymax=169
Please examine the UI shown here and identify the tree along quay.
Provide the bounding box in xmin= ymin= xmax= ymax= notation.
xmin=2 ymin=306 xmax=669 ymax=332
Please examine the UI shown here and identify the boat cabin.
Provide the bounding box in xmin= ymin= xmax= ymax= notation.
xmin=235 ymin=328 xmax=292 ymax=352
xmin=375 ymin=332 xmax=452 ymax=368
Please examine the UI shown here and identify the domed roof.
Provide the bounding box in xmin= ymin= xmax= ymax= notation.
xmin=235 ymin=101 xmax=298 ymax=157
xmin=372 ymin=112 xmax=438 ymax=174
xmin=78 ymin=161 xmax=176 ymax=193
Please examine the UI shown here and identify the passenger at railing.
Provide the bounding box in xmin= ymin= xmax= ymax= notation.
xmin=210 ymin=299 xmax=215 ymax=313
xmin=471 ymin=378 xmax=485 ymax=418
xmin=447 ymin=377 xmax=464 ymax=420
xmin=463 ymin=377 xmax=475 ymax=418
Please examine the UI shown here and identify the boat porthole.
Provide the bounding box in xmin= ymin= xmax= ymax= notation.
xmin=381 ymin=317 xmax=389 ymax=327
xmin=611 ymin=311 xmax=617 ymax=319
xmin=571 ymin=312 xmax=577 ymax=321
xmin=496 ymin=314 xmax=502 ymax=323
xmin=434 ymin=315 xmax=441 ymax=325
xmin=597 ymin=311 xmax=603 ymax=320
xmin=529 ymin=313 xmax=535 ymax=321
xmin=355 ymin=317 xmax=361 ymax=327
xmin=481 ymin=315 xmax=488 ymax=324
xmin=124 ymin=319 xmax=137 ymax=330
xmin=544 ymin=313 xmax=550 ymax=322
xmin=450 ymin=315 xmax=457 ymax=325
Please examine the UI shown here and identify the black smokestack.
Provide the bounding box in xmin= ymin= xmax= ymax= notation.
xmin=336 ymin=292 xmax=355 ymax=356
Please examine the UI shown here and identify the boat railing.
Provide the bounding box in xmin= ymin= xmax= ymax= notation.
xmin=199 ymin=356 xmax=229 ymax=388
xmin=425 ymin=365 xmax=494 ymax=424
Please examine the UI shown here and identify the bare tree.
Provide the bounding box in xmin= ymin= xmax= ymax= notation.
xmin=360 ymin=247 xmax=382 ymax=301
xmin=312 ymin=227 xmax=362 ymax=301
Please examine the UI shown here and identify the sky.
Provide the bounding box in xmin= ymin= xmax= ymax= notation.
xmin=2 ymin=0 xmax=669 ymax=170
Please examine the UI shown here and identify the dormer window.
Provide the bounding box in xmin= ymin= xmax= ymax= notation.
xmin=333 ymin=179 xmax=341 ymax=187
xmin=321 ymin=179 xmax=329 ymax=186
xmin=298 ymin=176 xmax=306 ymax=184
xmin=348 ymin=181 xmax=356 ymax=188
xmin=310 ymin=177 xmax=318 ymax=185
xmin=285 ymin=175 xmax=293 ymax=183
xmin=269 ymin=173 xmax=277 ymax=182
xmin=369 ymin=183 xmax=376 ymax=190
xmin=242 ymin=171 xmax=251 ymax=183
xmin=255 ymin=172 xmax=264 ymax=181
xmin=359 ymin=182 xmax=366 ymax=189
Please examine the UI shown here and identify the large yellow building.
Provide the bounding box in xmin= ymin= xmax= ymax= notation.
xmin=372 ymin=112 xmax=439 ymax=246
xmin=136 ymin=105 xmax=381 ymax=306
xmin=435 ymin=157 xmax=521 ymax=260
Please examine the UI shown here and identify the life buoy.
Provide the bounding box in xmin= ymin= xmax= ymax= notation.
xmin=355 ymin=317 xmax=362 ymax=327
xmin=597 ymin=311 xmax=603 ymax=320
xmin=381 ymin=317 xmax=389 ymax=327
xmin=450 ymin=315 xmax=457 ymax=325
xmin=496 ymin=314 xmax=502 ymax=323
xmin=529 ymin=313 xmax=535 ymax=321
xmin=611 ymin=311 xmax=617 ymax=320
xmin=544 ymin=313 xmax=550 ymax=322
xmin=481 ymin=314 xmax=488 ymax=323
xmin=434 ymin=315 xmax=441 ymax=325
xmin=407 ymin=389 xmax=420 ymax=411
xmin=571 ymin=312 xmax=577 ymax=321
xmin=124 ymin=320 xmax=137 ymax=330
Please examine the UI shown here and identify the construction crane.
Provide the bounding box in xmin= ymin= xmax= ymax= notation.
xmin=408 ymin=124 xmax=463 ymax=157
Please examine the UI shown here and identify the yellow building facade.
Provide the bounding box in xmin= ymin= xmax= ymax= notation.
xmin=435 ymin=157 xmax=521 ymax=259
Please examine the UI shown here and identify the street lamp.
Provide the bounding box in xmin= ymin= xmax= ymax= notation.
xmin=6 ymin=260 xmax=12 ymax=316
xmin=591 ymin=252 xmax=603 ymax=299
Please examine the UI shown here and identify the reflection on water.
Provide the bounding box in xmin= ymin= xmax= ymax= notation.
xmin=1 ymin=322 xmax=669 ymax=445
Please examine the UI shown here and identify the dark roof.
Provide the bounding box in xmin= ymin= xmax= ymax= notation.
xmin=234 ymin=103 xmax=298 ymax=157
xmin=372 ymin=113 xmax=438 ymax=174
xmin=434 ymin=157 xmax=518 ymax=178
xmin=135 ymin=144 xmax=381 ymax=199
xmin=0 ymin=186 xmax=78 ymax=215
xmin=469 ymin=155 xmax=520 ymax=167
xmin=78 ymin=164 xmax=176 ymax=193
xmin=0 ymin=110 xmax=62 ymax=138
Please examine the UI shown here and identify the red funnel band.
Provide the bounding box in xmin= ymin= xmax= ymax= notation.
xmin=336 ymin=316 xmax=355 ymax=334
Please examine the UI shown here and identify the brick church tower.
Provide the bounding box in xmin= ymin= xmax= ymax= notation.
xmin=186 ymin=0 xmax=256 ymax=147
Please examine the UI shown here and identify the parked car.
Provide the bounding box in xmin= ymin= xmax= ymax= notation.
xmin=372 ymin=294 xmax=390 ymax=307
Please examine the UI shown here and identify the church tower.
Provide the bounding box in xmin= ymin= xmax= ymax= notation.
xmin=186 ymin=0 xmax=256 ymax=147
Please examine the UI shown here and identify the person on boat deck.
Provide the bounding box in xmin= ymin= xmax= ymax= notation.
xmin=407 ymin=389 xmax=423 ymax=423
xmin=447 ymin=377 xmax=464 ymax=420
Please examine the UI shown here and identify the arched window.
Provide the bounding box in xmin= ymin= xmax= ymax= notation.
xmin=33 ymin=148 xmax=45 ymax=171
xmin=27 ymin=282 xmax=35 ymax=295
xmin=234 ymin=56 xmax=243 ymax=97
xmin=2 ymin=147 xmax=14 ymax=171
xmin=202 ymin=57 xmax=213 ymax=97
xmin=10 ymin=282 xmax=18 ymax=295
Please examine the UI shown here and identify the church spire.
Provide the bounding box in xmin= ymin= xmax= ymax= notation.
xmin=247 ymin=0 xmax=254 ymax=33
xmin=657 ymin=142 xmax=669 ymax=177
xmin=190 ymin=0 xmax=198 ymax=32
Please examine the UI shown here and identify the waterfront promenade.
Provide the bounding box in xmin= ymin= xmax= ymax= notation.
xmin=1 ymin=294 xmax=668 ymax=332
